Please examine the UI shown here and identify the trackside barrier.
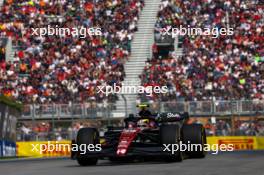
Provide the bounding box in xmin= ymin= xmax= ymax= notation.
xmin=21 ymin=100 xmax=264 ymax=119
xmin=16 ymin=141 xmax=71 ymax=157
xmin=16 ymin=137 xmax=264 ymax=158
xmin=207 ymin=136 xmax=264 ymax=150
xmin=0 ymin=140 xmax=16 ymax=157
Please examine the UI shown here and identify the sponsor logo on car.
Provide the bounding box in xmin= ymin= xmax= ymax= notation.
xmin=167 ymin=113 xmax=180 ymax=118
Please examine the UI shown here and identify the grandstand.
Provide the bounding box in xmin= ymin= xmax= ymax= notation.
xmin=0 ymin=0 xmax=144 ymax=105
xmin=141 ymin=0 xmax=264 ymax=103
xmin=0 ymin=0 xmax=263 ymax=141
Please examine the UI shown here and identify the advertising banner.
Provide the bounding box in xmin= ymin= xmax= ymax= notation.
xmin=0 ymin=140 xmax=2 ymax=157
xmin=16 ymin=137 xmax=264 ymax=158
xmin=16 ymin=141 xmax=71 ymax=157
xmin=0 ymin=140 xmax=16 ymax=157
xmin=207 ymin=136 xmax=264 ymax=150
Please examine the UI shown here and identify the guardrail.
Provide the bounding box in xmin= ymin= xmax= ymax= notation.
xmin=160 ymin=100 xmax=264 ymax=116
xmin=21 ymin=100 xmax=264 ymax=119
xmin=22 ymin=103 xmax=115 ymax=119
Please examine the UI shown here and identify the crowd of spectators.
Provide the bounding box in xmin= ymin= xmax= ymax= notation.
xmin=141 ymin=0 xmax=264 ymax=102
xmin=193 ymin=118 xmax=264 ymax=136
xmin=18 ymin=121 xmax=84 ymax=141
xmin=1 ymin=0 xmax=263 ymax=104
xmin=234 ymin=119 xmax=264 ymax=136
xmin=17 ymin=120 xmax=120 ymax=141
xmin=0 ymin=0 xmax=144 ymax=104
xmin=17 ymin=117 xmax=264 ymax=141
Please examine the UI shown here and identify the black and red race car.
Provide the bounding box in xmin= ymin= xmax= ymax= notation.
xmin=71 ymin=112 xmax=206 ymax=166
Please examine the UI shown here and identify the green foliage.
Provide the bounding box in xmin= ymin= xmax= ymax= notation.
xmin=0 ymin=95 xmax=23 ymax=111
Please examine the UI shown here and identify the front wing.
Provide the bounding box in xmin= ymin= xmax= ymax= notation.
xmin=71 ymin=144 xmax=172 ymax=159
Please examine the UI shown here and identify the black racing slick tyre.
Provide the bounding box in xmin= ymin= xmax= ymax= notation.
xmin=76 ymin=128 xmax=99 ymax=166
xmin=182 ymin=124 xmax=207 ymax=158
xmin=160 ymin=124 xmax=183 ymax=162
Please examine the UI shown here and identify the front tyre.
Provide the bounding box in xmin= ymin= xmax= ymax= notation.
xmin=77 ymin=157 xmax=98 ymax=166
xmin=76 ymin=128 xmax=99 ymax=166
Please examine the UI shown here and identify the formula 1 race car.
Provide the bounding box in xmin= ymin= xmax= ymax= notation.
xmin=71 ymin=112 xmax=206 ymax=166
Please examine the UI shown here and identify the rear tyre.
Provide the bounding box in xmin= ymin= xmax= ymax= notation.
xmin=182 ymin=124 xmax=207 ymax=158
xmin=160 ymin=124 xmax=183 ymax=162
xmin=76 ymin=128 xmax=99 ymax=166
xmin=77 ymin=157 xmax=98 ymax=166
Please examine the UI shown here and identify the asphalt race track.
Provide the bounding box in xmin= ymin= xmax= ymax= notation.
xmin=0 ymin=152 xmax=264 ymax=175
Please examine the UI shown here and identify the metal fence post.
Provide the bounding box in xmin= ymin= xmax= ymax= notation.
xmin=213 ymin=100 xmax=216 ymax=115
xmin=52 ymin=103 xmax=55 ymax=140
xmin=107 ymin=104 xmax=111 ymax=126
xmin=121 ymin=94 xmax=127 ymax=117
xmin=32 ymin=104 xmax=36 ymax=140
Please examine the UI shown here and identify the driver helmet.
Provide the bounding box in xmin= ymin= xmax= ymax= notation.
xmin=137 ymin=103 xmax=150 ymax=110
xmin=137 ymin=119 xmax=150 ymax=128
